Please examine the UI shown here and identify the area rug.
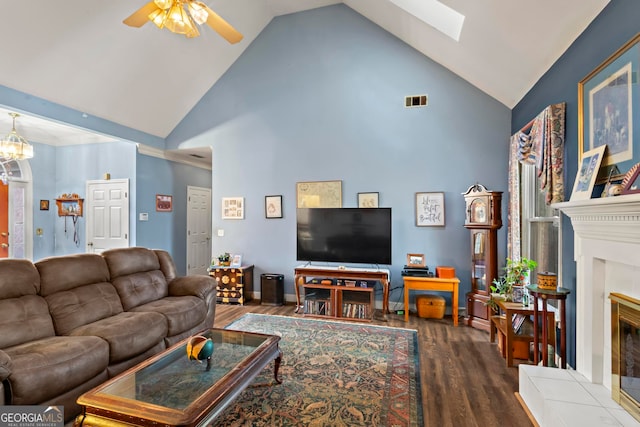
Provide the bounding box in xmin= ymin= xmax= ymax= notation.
xmin=213 ymin=313 xmax=423 ymax=426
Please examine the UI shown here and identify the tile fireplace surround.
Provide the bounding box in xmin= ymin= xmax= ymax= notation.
xmin=519 ymin=193 xmax=640 ymax=426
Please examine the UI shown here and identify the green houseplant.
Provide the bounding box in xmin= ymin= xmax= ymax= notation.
xmin=489 ymin=257 xmax=537 ymax=308
xmin=217 ymin=252 xmax=231 ymax=266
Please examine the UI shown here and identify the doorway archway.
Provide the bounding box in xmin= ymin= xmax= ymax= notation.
xmin=0 ymin=158 xmax=33 ymax=259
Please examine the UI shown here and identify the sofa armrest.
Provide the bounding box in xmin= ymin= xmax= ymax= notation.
xmin=0 ymin=349 xmax=13 ymax=382
xmin=169 ymin=276 xmax=217 ymax=328
xmin=168 ymin=276 xmax=216 ymax=300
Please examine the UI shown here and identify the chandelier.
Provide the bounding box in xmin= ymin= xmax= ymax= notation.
xmin=0 ymin=113 xmax=34 ymax=161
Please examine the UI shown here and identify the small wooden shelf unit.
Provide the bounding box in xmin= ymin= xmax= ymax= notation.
xmin=294 ymin=266 xmax=390 ymax=322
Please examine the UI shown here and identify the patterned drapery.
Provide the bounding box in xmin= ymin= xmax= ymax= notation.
xmin=507 ymin=102 xmax=565 ymax=260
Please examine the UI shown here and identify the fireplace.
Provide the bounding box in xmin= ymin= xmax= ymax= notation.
xmin=611 ymin=293 xmax=640 ymax=422
xmin=518 ymin=193 xmax=640 ymax=426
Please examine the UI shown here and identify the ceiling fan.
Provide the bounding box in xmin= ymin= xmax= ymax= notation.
xmin=123 ymin=0 xmax=243 ymax=44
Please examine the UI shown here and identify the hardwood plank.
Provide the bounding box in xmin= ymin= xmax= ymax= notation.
xmin=212 ymin=303 xmax=533 ymax=426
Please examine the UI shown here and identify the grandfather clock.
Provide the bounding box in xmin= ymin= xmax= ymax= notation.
xmin=462 ymin=184 xmax=502 ymax=331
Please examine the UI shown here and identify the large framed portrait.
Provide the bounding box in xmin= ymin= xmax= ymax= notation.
xmin=579 ymin=33 xmax=640 ymax=180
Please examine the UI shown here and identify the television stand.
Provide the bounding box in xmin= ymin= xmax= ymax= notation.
xmin=293 ymin=265 xmax=390 ymax=321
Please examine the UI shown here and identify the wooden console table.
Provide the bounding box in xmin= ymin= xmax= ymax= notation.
xmin=294 ymin=265 xmax=390 ymax=320
xmin=402 ymin=276 xmax=460 ymax=326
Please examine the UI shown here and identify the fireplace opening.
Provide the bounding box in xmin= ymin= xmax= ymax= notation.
xmin=611 ymin=292 xmax=640 ymax=422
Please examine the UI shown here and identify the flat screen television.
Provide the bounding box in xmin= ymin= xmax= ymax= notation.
xmin=296 ymin=208 xmax=392 ymax=265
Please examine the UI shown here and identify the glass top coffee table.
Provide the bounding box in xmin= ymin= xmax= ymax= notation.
xmin=75 ymin=328 xmax=282 ymax=427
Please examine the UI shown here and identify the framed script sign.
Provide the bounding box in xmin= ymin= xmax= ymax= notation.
xmin=415 ymin=192 xmax=445 ymax=227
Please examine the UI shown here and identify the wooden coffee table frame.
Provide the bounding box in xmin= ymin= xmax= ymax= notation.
xmin=75 ymin=329 xmax=282 ymax=427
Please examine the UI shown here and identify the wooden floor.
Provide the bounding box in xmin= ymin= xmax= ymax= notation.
xmin=213 ymin=302 xmax=534 ymax=427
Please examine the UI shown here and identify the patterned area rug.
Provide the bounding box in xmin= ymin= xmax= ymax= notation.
xmin=213 ymin=314 xmax=422 ymax=426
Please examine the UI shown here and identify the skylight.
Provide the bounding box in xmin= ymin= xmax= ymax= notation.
xmin=388 ymin=0 xmax=465 ymax=41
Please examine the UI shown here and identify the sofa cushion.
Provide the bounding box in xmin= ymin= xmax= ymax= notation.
xmin=155 ymin=249 xmax=177 ymax=283
xmin=69 ymin=311 xmax=167 ymax=364
xmin=0 ymin=259 xmax=41 ymax=299
xmin=0 ymin=295 xmax=55 ymax=349
xmin=102 ymin=247 xmax=161 ymax=279
xmin=0 ymin=259 xmax=55 ymax=348
xmin=130 ymin=296 xmax=206 ymax=336
xmin=45 ymin=283 xmax=124 ymax=336
xmin=111 ymin=271 xmax=169 ymax=311
xmin=103 ymin=247 xmax=170 ymax=310
xmin=36 ymin=254 xmax=124 ymax=335
xmin=0 ymin=349 xmax=12 ymax=381
xmin=36 ymin=254 xmax=111 ymax=296
xmin=5 ymin=336 xmax=109 ymax=405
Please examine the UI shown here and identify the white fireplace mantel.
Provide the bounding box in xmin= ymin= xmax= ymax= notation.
xmin=519 ymin=193 xmax=640 ymax=427
xmin=553 ymin=193 xmax=640 ymax=244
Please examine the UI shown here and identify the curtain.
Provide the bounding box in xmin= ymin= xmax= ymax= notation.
xmin=507 ymin=102 xmax=565 ymax=260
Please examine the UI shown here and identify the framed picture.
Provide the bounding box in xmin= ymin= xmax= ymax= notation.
xmin=39 ymin=200 xmax=49 ymax=211
xmin=571 ymin=145 xmax=607 ymax=200
xmin=621 ymin=162 xmax=640 ymax=194
xmin=156 ymin=194 xmax=172 ymax=212
xmin=296 ymin=180 xmax=342 ymax=208
xmin=415 ymin=192 xmax=445 ymax=227
xmin=406 ymin=253 xmax=426 ymax=268
xmin=579 ymin=33 xmax=640 ymax=179
xmin=357 ymin=192 xmax=379 ymax=208
xmin=265 ymin=195 xmax=283 ymax=218
xmin=222 ymin=197 xmax=244 ymax=219
xmin=230 ymin=254 xmax=243 ymax=268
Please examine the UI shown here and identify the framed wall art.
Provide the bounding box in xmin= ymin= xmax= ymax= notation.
xmin=296 ymin=180 xmax=342 ymax=208
xmin=155 ymin=194 xmax=172 ymax=212
xmin=265 ymin=195 xmax=283 ymax=218
xmin=415 ymin=192 xmax=445 ymax=227
xmin=571 ymin=145 xmax=607 ymax=200
xmin=357 ymin=192 xmax=379 ymax=208
xmin=39 ymin=200 xmax=49 ymax=211
xmin=222 ymin=197 xmax=244 ymax=219
xmin=579 ymin=33 xmax=640 ymax=179
xmin=406 ymin=253 xmax=426 ymax=268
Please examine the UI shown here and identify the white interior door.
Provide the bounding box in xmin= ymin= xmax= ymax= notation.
xmin=86 ymin=179 xmax=129 ymax=253
xmin=187 ymin=186 xmax=211 ymax=275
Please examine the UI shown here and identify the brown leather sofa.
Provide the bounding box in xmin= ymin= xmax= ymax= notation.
xmin=0 ymin=247 xmax=217 ymax=423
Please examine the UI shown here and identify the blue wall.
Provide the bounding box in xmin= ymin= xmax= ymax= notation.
xmin=512 ymin=0 xmax=640 ymax=367
xmin=136 ymin=153 xmax=211 ymax=275
xmin=168 ymin=5 xmax=512 ymax=307
xmin=31 ymin=142 xmax=56 ymax=260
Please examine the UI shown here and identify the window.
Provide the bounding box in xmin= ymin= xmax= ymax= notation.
xmin=520 ymin=163 xmax=561 ymax=285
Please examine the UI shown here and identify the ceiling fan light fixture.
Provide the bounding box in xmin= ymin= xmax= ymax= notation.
xmin=0 ymin=113 xmax=34 ymax=161
xmin=149 ymin=8 xmax=168 ymax=29
xmin=153 ymin=0 xmax=173 ymax=10
xmin=188 ymin=2 xmax=208 ymax=25
xmin=164 ymin=2 xmax=198 ymax=36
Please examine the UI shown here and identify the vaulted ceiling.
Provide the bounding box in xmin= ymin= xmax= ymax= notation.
xmin=0 ymin=0 xmax=609 ymax=145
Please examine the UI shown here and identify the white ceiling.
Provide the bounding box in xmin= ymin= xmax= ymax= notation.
xmin=0 ymin=0 xmax=609 ymax=152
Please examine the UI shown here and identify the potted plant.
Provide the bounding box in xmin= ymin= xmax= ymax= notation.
xmin=217 ymin=252 xmax=231 ymax=266
xmin=489 ymin=257 xmax=537 ymax=307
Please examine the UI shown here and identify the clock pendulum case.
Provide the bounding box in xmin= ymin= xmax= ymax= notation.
xmin=462 ymin=184 xmax=502 ymax=331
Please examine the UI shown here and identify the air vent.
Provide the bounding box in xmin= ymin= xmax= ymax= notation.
xmin=405 ymin=95 xmax=428 ymax=108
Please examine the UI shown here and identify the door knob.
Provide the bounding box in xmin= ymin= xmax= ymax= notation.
xmin=0 ymin=232 xmax=7 ymax=237
xmin=1 ymin=243 xmax=8 ymax=249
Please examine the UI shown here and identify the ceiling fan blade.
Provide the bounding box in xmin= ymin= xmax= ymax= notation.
xmin=202 ymin=4 xmax=243 ymax=44
xmin=123 ymin=1 xmax=160 ymax=27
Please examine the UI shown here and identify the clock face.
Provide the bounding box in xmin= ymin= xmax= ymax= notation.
xmin=470 ymin=198 xmax=487 ymax=223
